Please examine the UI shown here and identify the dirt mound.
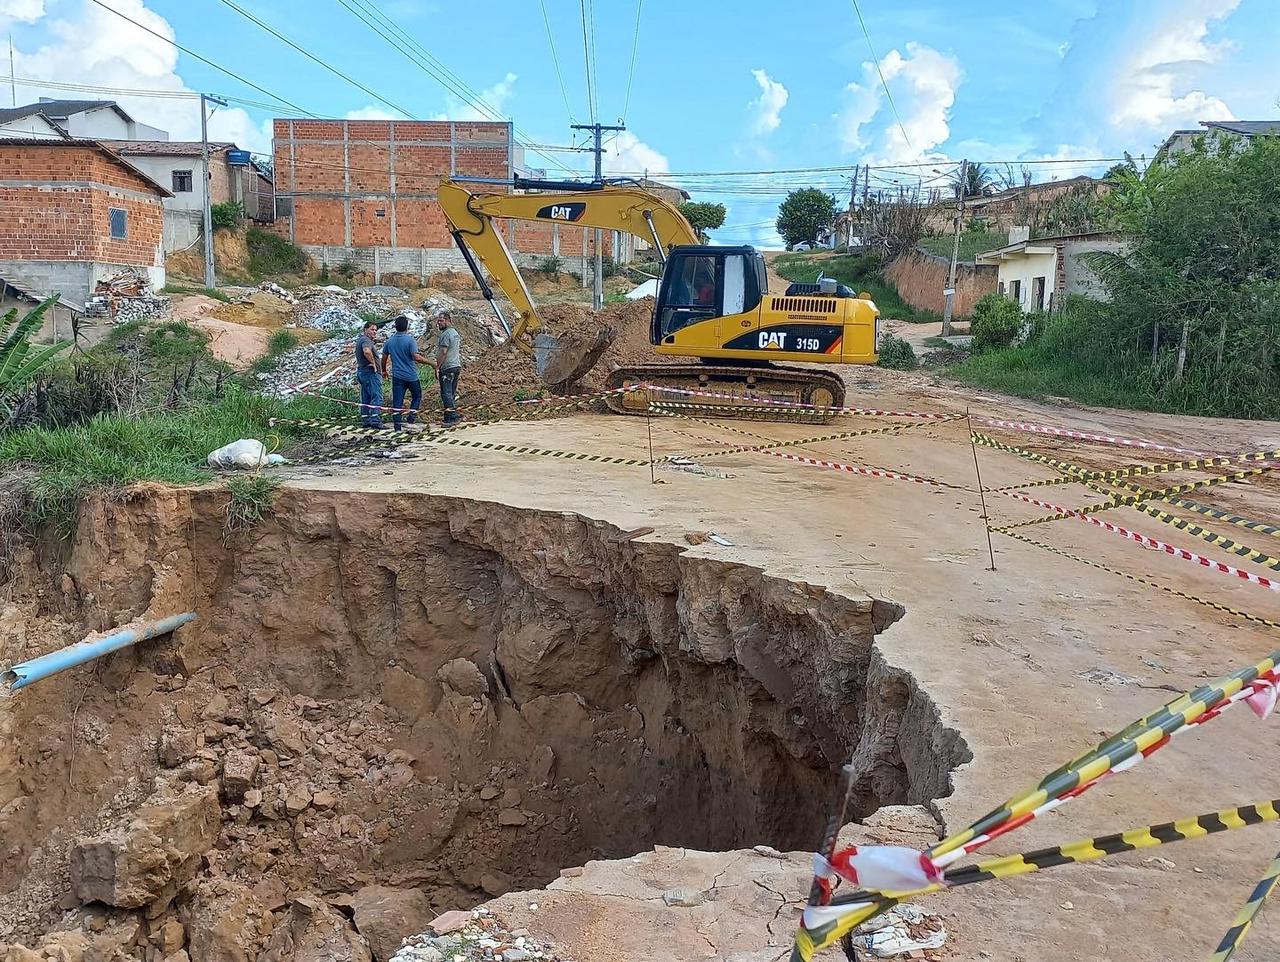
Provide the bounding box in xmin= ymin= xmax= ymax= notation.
xmin=426 ymin=271 xmax=480 ymax=292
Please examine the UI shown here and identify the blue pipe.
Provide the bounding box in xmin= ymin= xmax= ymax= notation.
xmin=2 ymin=612 xmax=198 ymax=692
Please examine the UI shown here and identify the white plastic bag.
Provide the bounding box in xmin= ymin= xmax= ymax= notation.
xmin=207 ymin=439 xmax=268 ymax=470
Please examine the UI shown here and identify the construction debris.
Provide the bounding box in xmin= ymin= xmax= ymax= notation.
xmin=84 ymin=267 xmax=169 ymax=323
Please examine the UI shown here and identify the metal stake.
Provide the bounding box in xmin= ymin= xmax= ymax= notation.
xmin=967 ymin=407 xmax=997 ymax=570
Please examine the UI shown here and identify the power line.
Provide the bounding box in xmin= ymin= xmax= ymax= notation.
xmin=215 ymin=0 xmax=416 ymax=119
xmin=578 ymin=0 xmax=596 ymax=123
xmin=622 ymin=0 xmax=643 ymax=122
xmin=539 ymin=0 xmax=576 ymax=123
xmin=588 ymin=0 xmax=600 ymax=122
xmin=849 ymin=0 xmax=911 ymax=149
xmin=85 ymin=0 xmax=311 ymax=116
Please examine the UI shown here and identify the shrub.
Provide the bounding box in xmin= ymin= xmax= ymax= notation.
xmin=247 ymin=227 xmax=308 ymax=276
xmin=210 ymin=201 xmax=244 ymax=230
xmin=599 ymin=255 xmax=623 ymax=279
xmin=876 ymin=334 xmax=917 ymax=370
xmin=536 ymin=255 xmax=563 ymax=275
xmin=970 ymin=293 xmax=1023 ymax=352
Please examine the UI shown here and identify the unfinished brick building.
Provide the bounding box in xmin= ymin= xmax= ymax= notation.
xmin=0 ymin=139 xmax=168 ymax=310
xmin=271 ymin=119 xmax=629 ymax=284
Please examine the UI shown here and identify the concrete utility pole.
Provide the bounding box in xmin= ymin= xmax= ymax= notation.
xmin=200 ymin=93 xmax=228 ymax=289
xmin=846 ymin=169 xmax=857 ymax=252
xmin=8 ymin=35 xmax=16 ymax=108
xmin=942 ymin=158 xmax=968 ymax=338
xmin=571 ymin=122 xmax=625 ymax=310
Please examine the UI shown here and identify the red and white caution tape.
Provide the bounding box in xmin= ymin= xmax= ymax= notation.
xmin=763 ymin=450 xmax=953 ymax=487
xmin=1000 ymin=488 xmax=1280 ymax=592
xmin=646 ymin=384 xmax=952 ymax=419
xmin=975 ymin=417 xmax=1212 ymax=458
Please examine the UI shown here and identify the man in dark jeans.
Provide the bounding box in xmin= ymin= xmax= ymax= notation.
xmin=436 ymin=312 xmax=462 ymax=426
xmin=354 ymin=320 xmax=383 ymax=428
xmin=381 ymin=313 xmax=430 ymax=430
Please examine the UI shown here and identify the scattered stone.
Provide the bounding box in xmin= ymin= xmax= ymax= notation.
xmin=158 ymin=728 xmax=197 ymax=768
xmin=221 ymin=751 xmax=260 ymax=802
xmin=478 ymin=785 xmax=500 ymax=801
xmin=71 ymin=787 xmax=221 ymax=908
xmin=243 ymin=789 xmax=263 ymax=809
xmin=213 ymin=667 xmax=239 ymax=690
xmin=156 ymin=918 xmax=185 ymax=955
xmin=480 ymin=872 xmax=511 ymax=897
xmin=427 ymin=911 xmax=470 ymax=936
xmin=497 ymin=809 xmax=527 ymax=827
xmin=499 ymin=788 xmax=521 ymax=808
xmin=312 ymin=790 xmax=339 ymax=810
xmin=266 ymin=718 xmax=307 ymax=757
xmin=261 ymin=895 xmax=372 ymax=962
xmin=252 ymin=689 xmax=277 ymax=706
xmin=284 ymin=791 xmax=312 ymax=816
xmin=559 ymin=866 xmax=583 ymax=878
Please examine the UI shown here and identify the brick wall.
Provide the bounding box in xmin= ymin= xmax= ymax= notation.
xmin=0 ymin=144 xmax=164 ymax=269
xmin=271 ymin=119 xmax=612 ymax=259
xmin=883 ymin=250 xmax=997 ymax=318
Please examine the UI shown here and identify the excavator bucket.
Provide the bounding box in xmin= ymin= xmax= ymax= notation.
xmin=532 ymin=326 xmax=617 ymax=391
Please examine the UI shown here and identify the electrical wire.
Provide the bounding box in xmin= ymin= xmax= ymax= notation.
xmin=588 ymin=0 xmax=600 ymax=123
xmin=622 ymin=0 xmax=644 ymax=122
xmin=215 ymin=0 xmax=417 ymax=119
xmin=849 ymin=0 xmax=911 ymax=149
xmin=579 ymin=0 xmax=596 ymax=123
xmin=539 ymin=0 xmax=576 ymax=123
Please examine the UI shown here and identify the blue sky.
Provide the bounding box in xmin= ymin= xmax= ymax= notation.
xmin=2 ymin=0 xmax=1277 ymax=246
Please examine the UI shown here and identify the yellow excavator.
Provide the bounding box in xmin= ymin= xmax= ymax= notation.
xmin=438 ymin=176 xmax=883 ymax=414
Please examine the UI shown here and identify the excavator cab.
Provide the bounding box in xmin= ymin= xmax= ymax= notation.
xmin=652 ymin=246 xmax=768 ymax=344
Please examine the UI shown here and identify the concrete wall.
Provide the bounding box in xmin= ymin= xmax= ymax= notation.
xmin=882 ymin=250 xmax=997 ymax=317
xmin=0 ymin=115 xmax=66 ymax=139
xmin=1063 ymin=237 xmax=1125 ymax=300
xmin=163 ymin=209 xmax=202 ymax=253
xmin=993 ymin=249 xmax=1057 ymax=312
xmin=301 ymin=243 xmax=595 ymax=286
xmin=0 ymin=259 xmax=164 ymax=311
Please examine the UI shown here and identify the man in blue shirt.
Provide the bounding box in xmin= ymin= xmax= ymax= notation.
xmin=354 ymin=320 xmax=383 ymax=429
xmin=381 ymin=313 xmax=430 ymax=430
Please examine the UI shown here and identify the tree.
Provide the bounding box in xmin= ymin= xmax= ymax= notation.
xmin=776 ymin=188 xmax=838 ymax=249
xmin=952 ymin=162 xmax=995 ymax=198
xmin=679 ymin=201 xmax=726 ymax=242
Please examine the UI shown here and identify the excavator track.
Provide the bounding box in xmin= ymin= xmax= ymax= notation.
xmin=602 ymin=363 xmax=846 ymax=423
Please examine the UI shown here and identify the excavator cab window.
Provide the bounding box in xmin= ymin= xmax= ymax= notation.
xmin=654 ymin=249 xmax=764 ymax=342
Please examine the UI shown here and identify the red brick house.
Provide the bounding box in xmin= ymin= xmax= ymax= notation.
xmin=271 ymin=118 xmax=627 ymax=284
xmin=0 ymin=139 xmax=169 ymax=316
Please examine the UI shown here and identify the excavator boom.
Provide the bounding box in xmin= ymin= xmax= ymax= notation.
xmin=437 ymin=179 xmax=698 ymax=345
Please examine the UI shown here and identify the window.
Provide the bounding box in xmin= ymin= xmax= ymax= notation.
xmin=1032 ymin=276 xmax=1046 ymax=312
xmin=1009 ymin=278 xmax=1022 ymax=306
xmin=172 ymin=169 xmax=193 ymax=192
xmin=659 ymin=254 xmax=719 ymax=337
xmin=109 ymin=208 xmax=127 ymax=240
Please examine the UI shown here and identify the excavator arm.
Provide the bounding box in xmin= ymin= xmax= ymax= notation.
xmin=437 ymin=178 xmax=699 ymax=347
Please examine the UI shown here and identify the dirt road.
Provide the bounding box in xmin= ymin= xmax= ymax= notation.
xmin=286 ymin=368 xmax=1280 ymax=961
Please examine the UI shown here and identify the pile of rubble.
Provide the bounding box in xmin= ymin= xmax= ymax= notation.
xmin=84 ymin=268 xmax=170 ymax=323
xmin=290 ymin=285 xmax=411 ymax=333
xmin=392 ymin=908 xmax=565 ymax=962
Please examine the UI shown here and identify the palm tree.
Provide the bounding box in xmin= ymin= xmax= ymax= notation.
xmin=952 ymin=162 xmax=995 ymax=198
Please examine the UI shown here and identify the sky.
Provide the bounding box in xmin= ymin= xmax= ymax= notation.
xmin=1 ymin=0 xmax=1276 ymax=248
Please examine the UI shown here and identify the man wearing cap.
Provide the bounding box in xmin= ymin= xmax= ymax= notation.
xmin=381 ymin=313 xmax=430 ymax=431
xmin=354 ymin=319 xmax=383 ymax=429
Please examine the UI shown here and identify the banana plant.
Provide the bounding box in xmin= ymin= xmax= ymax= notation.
xmin=0 ymin=297 xmax=69 ymax=404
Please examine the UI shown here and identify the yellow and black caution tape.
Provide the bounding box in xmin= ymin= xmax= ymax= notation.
xmin=647 ymin=398 xmax=834 ymax=421
xmin=1128 ymin=502 xmax=1280 ymax=571
xmin=796 ymin=799 xmax=1280 ymax=960
xmin=997 ymin=529 xmax=1280 ymax=630
xmin=1163 ymin=497 xmax=1280 ymax=540
xmin=1209 ymin=846 xmax=1280 ymax=962
xmin=428 ymin=433 xmax=654 ymax=466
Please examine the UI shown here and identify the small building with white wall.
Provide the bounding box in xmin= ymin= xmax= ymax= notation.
xmin=0 ymin=98 xmax=168 ymax=142
xmin=975 ymin=230 xmax=1125 ymax=312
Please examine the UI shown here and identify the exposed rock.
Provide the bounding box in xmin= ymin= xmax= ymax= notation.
xmin=499 ymin=788 xmax=521 ymax=808
xmin=261 ymin=896 xmax=371 ymax=962
xmin=435 ymin=659 xmax=488 ymax=699
xmin=331 ymin=886 xmax=434 ymax=962
xmin=157 ymin=729 xmax=197 ymax=769
xmin=221 ymin=751 xmax=260 ymax=802
xmin=0 ymin=945 xmax=43 ymax=962
xmin=480 ymin=872 xmax=510 ymax=897
xmin=426 ymin=911 xmax=469 ymax=936
xmin=478 ymin=786 xmax=499 ymax=801
xmin=284 ymin=791 xmax=311 ymax=816
xmin=188 ymin=879 xmax=274 ymax=962
xmin=155 ymin=918 xmax=185 ymax=955
xmin=70 ymin=788 xmax=220 ymax=908
xmin=497 ymin=809 xmax=527 ymax=827
xmin=265 ymin=718 xmax=306 ymax=758
xmin=311 ymin=790 xmax=338 ymax=811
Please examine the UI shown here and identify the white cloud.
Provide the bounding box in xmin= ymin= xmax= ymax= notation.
xmin=601 ymin=130 xmax=669 ymax=175
xmin=10 ymin=0 xmax=270 ymax=153
xmin=1104 ymin=0 xmax=1238 ymax=130
xmin=429 ymin=72 xmax=517 ymax=121
xmin=748 ymin=69 xmax=788 ymax=136
xmin=838 ymin=41 xmax=962 ymax=166
xmin=345 ymin=106 xmax=399 ymax=121
xmin=0 ymin=0 xmax=44 ymax=22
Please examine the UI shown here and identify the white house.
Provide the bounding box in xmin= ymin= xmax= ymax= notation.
xmin=1156 ymin=120 xmax=1280 ymax=161
xmin=0 ymin=99 xmax=168 ymax=142
xmin=975 ymin=230 xmax=1125 ymax=312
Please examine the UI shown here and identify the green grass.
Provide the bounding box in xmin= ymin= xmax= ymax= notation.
xmin=248 ymin=328 xmax=301 ymax=376
xmin=917 ymin=230 xmax=1004 ymax=262
xmin=161 ymin=284 xmax=231 ymax=303
xmin=0 ymin=388 xmax=347 ymax=535
xmin=223 ymin=474 xmax=279 ymax=542
xmin=247 ymin=227 xmax=309 ymax=277
xmin=773 ymin=252 xmax=939 ymax=323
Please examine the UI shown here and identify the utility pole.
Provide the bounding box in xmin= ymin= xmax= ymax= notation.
xmin=200 ymin=93 xmax=227 ymax=289
xmin=8 ymin=35 xmax=16 ymax=108
xmin=846 ymin=169 xmax=857 ymax=252
xmin=942 ymin=158 xmax=968 ymax=338
xmin=571 ymin=122 xmax=625 ymax=310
